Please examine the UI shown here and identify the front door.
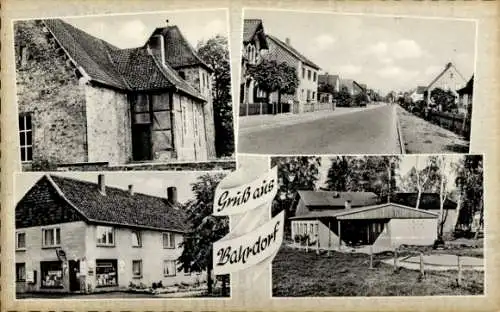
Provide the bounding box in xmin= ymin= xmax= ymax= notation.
xmin=68 ymin=260 xmax=80 ymax=292
xmin=132 ymin=124 xmax=152 ymax=161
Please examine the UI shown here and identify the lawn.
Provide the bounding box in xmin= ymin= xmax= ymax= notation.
xmin=272 ymin=245 xmax=484 ymax=297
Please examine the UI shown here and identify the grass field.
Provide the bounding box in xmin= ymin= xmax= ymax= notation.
xmin=272 ymin=245 xmax=484 ymax=297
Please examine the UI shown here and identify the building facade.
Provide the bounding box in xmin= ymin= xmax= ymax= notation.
xmin=15 ymin=174 xmax=203 ymax=293
xmin=15 ymin=19 xmax=216 ymax=170
xmin=240 ymin=19 xmax=269 ymax=116
xmin=289 ymin=191 xmax=457 ymax=253
xmin=425 ymin=62 xmax=467 ymax=107
xmin=264 ymin=35 xmax=321 ymax=114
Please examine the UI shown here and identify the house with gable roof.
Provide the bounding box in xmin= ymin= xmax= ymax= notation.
xmin=15 ymin=174 xmax=203 ymax=294
xmin=289 ymin=191 xmax=457 ymax=252
xmin=15 ymin=19 xmax=217 ymax=170
xmin=240 ymin=19 xmax=269 ymax=116
xmin=264 ymin=35 xmax=321 ymax=114
xmin=424 ymin=62 xmax=467 ymax=108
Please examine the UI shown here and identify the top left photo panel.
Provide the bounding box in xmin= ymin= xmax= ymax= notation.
xmin=13 ymin=10 xmax=236 ymax=172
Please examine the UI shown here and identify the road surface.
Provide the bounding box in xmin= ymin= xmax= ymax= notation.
xmin=237 ymin=105 xmax=401 ymax=154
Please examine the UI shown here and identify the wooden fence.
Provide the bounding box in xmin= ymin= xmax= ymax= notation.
xmin=426 ymin=110 xmax=471 ymax=137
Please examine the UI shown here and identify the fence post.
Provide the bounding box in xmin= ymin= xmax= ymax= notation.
xmin=457 ymin=255 xmax=462 ymax=287
xmin=419 ymin=252 xmax=425 ymax=279
xmin=393 ymin=247 xmax=398 ymax=272
xmin=369 ymin=246 xmax=374 ymax=269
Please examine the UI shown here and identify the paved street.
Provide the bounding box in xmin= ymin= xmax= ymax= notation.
xmin=237 ymin=104 xmax=401 ymax=154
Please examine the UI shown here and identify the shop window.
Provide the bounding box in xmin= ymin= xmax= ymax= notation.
xmin=16 ymin=263 xmax=26 ymax=282
xmin=131 ymin=231 xmax=142 ymax=247
xmin=96 ymin=226 xmax=114 ymax=246
xmin=40 ymin=261 xmax=63 ymax=288
xmin=132 ymin=260 xmax=142 ymax=278
xmin=19 ymin=114 xmax=33 ymax=162
xmin=163 ymin=232 xmax=176 ymax=249
xmin=42 ymin=227 xmax=60 ymax=248
xmin=95 ymin=260 xmax=118 ymax=287
xmin=163 ymin=260 xmax=176 ymax=277
xmin=16 ymin=232 xmax=26 ymax=250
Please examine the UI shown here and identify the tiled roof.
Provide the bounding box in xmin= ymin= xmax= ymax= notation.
xmin=243 ymin=19 xmax=269 ymax=50
xmin=48 ymin=175 xmax=190 ymax=232
xmin=111 ymin=48 xmax=205 ymax=99
xmin=149 ymin=26 xmax=212 ymax=72
xmin=318 ymin=74 xmax=339 ymax=86
xmin=297 ymin=190 xmax=379 ymax=208
xmin=43 ymin=19 xmax=129 ymax=90
xmin=243 ymin=19 xmax=262 ymax=42
xmin=266 ymin=34 xmax=320 ymax=70
xmin=43 ymin=19 xmax=205 ymax=100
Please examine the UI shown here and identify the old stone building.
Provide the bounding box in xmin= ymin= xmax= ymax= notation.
xmin=15 ymin=19 xmax=216 ymax=170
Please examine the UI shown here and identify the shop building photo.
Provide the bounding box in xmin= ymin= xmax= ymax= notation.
xmin=14 ymin=171 xmax=231 ymax=298
xmin=14 ymin=10 xmax=235 ymax=172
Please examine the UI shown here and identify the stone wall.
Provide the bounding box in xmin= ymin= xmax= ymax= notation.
xmin=15 ymin=20 xmax=88 ymax=168
xmin=85 ymin=84 xmax=132 ymax=165
xmin=55 ymin=159 xmax=236 ymax=171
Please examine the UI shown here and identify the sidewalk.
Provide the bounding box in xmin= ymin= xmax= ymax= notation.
xmin=238 ymin=103 xmax=386 ymax=134
xmin=396 ymin=106 xmax=469 ymax=153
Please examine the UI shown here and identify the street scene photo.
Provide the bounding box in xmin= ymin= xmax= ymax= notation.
xmin=270 ymin=155 xmax=484 ymax=296
xmin=15 ymin=171 xmax=230 ymax=299
xmin=14 ymin=10 xmax=235 ymax=171
xmin=238 ymin=10 xmax=476 ymax=154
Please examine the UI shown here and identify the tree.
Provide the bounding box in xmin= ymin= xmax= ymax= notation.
xmin=197 ymin=36 xmax=233 ymax=157
xmin=247 ymin=59 xmax=299 ymax=114
xmin=398 ymin=156 xmax=441 ymax=209
xmin=178 ymin=173 xmax=229 ymax=296
xmin=271 ymin=156 xmax=322 ymax=234
xmin=430 ymin=87 xmax=457 ymax=112
xmin=453 ymin=155 xmax=483 ymax=236
xmin=335 ymin=86 xmax=352 ymax=107
xmin=325 ymin=156 xmax=401 ymax=202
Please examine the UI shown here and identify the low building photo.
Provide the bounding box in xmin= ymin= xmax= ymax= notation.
xmin=14 ymin=171 xmax=230 ymax=298
xmin=14 ymin=10 xmax=234 ymax=172
xmin=270 ymin=154 xmax=484 ymax=297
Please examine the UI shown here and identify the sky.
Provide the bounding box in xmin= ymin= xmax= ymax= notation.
xmin=245 ymin=9 xmax=476 ymax=95
xmin=15 ymin=171 xmax=227 ymax=204
xmin=316 ymin=155 xmax=466 ymax=192
xmin=59 ymin=9 xmax=229 ymax=49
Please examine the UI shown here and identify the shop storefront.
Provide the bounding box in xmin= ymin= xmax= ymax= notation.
xmin=40 ymin=261 xmax=64 ymax=289
xmin=95 ymin=259 xmax=118 ymax=288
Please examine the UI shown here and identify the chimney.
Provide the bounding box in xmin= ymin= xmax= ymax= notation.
xmin=344 ymin=200 xmax=351 ymax=209
xmin=128 ymin=184 xmax=134 ymax=196
xmin=285 ymin=37 xmax=290 ymax=46
xmin=167 ymin=187 xmax=177 ymax=205
xmin=98 ymin=174 xmax=106 ymax=195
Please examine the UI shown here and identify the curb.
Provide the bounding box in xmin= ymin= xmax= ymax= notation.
xmin=395 ymin=107 xmax=406 ymax=154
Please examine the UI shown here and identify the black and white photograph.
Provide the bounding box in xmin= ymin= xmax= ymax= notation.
xmin=270 ymin=154 xmax=484 ymax=297
xmin=238 ymin=10 xmax=476 ymax=155
xmin=14 ymin=10 xmax=235 ymax=171
xmin=14 ymin=171 xmax=230 ymax=298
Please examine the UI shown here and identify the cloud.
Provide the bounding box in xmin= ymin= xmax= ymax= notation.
xmin=313 ymin=34 xmax=336 ymax=51
xmin=366 ymin=39 xmax=424 ymax=63
xmin=338 ymin=64 xmax=362 ymax=75
xmin=392 ymin=39 xmax=424 ymax=59
xmin=117 ymin=20 xmax=148 ymax=46
xmin=377 ymin=65 xmax=419 ymax=80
